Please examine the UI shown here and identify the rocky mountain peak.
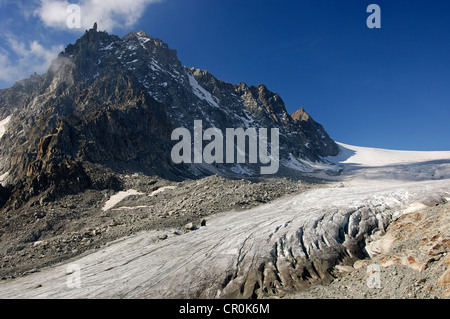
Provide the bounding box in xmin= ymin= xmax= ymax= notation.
xmin=137 ymin=30 xmax=147 ymax=36
xmin=292 ymin=107 xmax=311 ymax=122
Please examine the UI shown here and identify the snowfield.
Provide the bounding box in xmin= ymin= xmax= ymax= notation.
xmin=330 ymin=142 xmax=450 ymax=167
xmin=323 ymin=142 xmax=450 ymax=184
xmin=1 ymin=143 xmax=450 ymax=298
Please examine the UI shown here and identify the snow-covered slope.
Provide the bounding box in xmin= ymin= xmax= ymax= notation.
xmin=330 ymin=142 xmax=450 ymax=167
xmin=322 ymin=143 xmax=450 ymax=184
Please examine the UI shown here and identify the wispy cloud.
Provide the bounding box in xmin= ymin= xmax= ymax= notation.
xmin=0 ymin=35 xmax=63 ymax=83
xmin=35 ymin=0 xmax=163 ymax=31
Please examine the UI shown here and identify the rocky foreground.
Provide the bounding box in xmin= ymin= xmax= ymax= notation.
xmin=0 ymin=176 xmax=448 ymax=299
xmin=287 ymin=201 xmax=450 ymax=299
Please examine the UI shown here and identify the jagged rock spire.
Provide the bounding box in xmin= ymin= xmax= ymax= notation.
xmin=292 ymin=107 xmax=311 ymax=122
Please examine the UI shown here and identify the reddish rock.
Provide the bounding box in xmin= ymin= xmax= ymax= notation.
xmin=437 ymin=269 xmax=450 ymax=287
xmin=444 ymin=254 xmax=450 ymax=266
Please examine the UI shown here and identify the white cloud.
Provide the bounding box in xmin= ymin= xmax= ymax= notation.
xmin=36 ymin=0 xmax=71 ymax=29
xmin=35 ymin=0 xmax=162 ymax=31
xmin=0 ymin=35 xmax=63 ymax=83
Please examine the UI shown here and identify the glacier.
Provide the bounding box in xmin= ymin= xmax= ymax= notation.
xmin=0 ymin=144 xmax=449 ymax=298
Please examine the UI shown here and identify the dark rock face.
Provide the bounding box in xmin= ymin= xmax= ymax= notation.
xmin=0 ymin=184 xmax=10 ymax=208
xmin=0 ymin=26 xmax=339 ymax=208
xmin=291 ymin=107 xmax=339 ymax=158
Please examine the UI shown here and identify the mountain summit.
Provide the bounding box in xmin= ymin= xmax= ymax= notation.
xmin=0 ymin=26 xmax=339 ymax=207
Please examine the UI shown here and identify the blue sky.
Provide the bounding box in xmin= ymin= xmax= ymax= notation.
xmin=0 ymin=0 xmax=449 ymax=151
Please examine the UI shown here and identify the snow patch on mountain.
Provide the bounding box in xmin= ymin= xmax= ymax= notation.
xmin=0 ymin=171 xmax=9 ymax=186
xmin=283 ymin=154 xmax=314 ymax=172
xmin=0 ymin=115 xmax=11 ymax=139
xmin=187 ymin=73 xmax=220 ymax=108
xmin=102 ymin=190 xmax=145 ymax=211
